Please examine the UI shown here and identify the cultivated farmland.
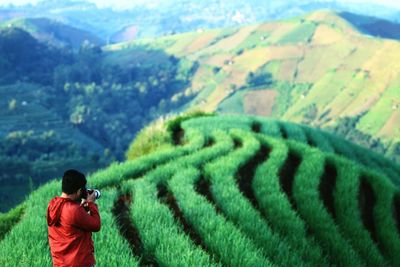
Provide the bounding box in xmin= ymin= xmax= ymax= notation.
xmin=0 ymin=114 xmax=399 ymax=267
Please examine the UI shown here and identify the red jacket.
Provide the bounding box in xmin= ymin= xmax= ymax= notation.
xmin=47 ymin=197 xmax=101 ymax=267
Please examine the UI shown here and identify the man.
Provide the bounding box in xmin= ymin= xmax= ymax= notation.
xmin=47 ymin=169 xmax=101 ymax=267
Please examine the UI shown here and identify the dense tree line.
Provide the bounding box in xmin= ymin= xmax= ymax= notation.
xmin=327 ymin=115 xmax=399 ymax=163
xmin=0 ymin=27 xmax=196 ymax=211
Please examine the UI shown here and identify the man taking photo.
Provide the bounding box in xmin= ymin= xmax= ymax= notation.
xmin=47 ymin=169 xmax=101 ymax=267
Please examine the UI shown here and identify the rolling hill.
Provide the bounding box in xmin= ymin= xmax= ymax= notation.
xmin=105 ymin=10 xmax=400 ymax=163
xmin=0 ymin=17 xmax=104 ymax=49
xmin=1 ymin=0 xmax=400 ymax=42
xmin=0 ymin=113 xmax=399 ymax=266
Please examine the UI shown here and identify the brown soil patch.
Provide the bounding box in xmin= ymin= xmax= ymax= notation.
xmin=258 ymin=22 xmax=283 ymax=32
xmin=378 ymin=110 xmax=400 ymax=139
xmin=221 ymin=69 xmax=248 ymax=87
xmin=243 ymin=90 xmax=277 ymax=116
xmin=350 ymin=93 xmax=381 ymax=116
xmin=211 ymin=25 xmax=258 ymax=51
xmin=204 ymin=53 xmax=233 ymax=67
xmin=312 ymin=25 xmax=343 ymax=45
xmin=267 ymin=45 xmax=304 ymax=60
xmin=277 ymin=59 xmax=299 ymax=81
xmin=185 ymin=32 xmax=220 ymax=54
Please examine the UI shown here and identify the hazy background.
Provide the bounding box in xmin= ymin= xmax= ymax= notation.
xmin=0 ymin=0 xmax=400 ymax=10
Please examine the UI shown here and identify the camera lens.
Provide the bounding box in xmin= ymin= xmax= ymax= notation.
xmin=87 ymin=189 xmax=101 ymax=199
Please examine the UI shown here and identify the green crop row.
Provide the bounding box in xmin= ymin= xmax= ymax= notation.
xmin=0 ymin=183 xmax=140 ymax=266
xmin=203 ymin=130 xmax=311 ymax=267
xmin=362 ymin=169 xmax=400 ymax=266
xmin=0 ymin=180 xmax=58 ymax=266
xmin=288 ymin=141 xmax=365 ymax=267
xmin=93 ymin=188 xmax=139 ymax=267
xmin=169 ymin=168 xmax=274 ymax=267
xmin=1 ymin=114 xmax=399 ymax=267
xmin=252 ymin=134 xmax=329 ymax=266
xmin=0 ymin=128 xmax=204 ymax=265
xmin=330 ymin=155 xmax=389 ymax=267
xmin=117 ymin=130 xmax=235 ymax=266
xmin=124 ymin=176 xmax=218 ymax=266
xmin=182 ymin=115 xmax=399 ymax=186
xmin=0 ymin=203 xmax=25 ymax=240
xmin=90 ymin=128 xmax=205 ymax=188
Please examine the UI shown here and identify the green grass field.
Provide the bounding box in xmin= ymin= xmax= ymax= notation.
xmin=1 ymin=114 xmax=399 ymax=266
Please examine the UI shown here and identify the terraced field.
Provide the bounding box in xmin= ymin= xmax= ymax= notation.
xmin=105 ymin=10 xmax=400 ymax=162
xmin=0 ymin=114 xmax=399 ymax=266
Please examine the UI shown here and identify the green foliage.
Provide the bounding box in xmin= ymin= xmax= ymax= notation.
xmin=272 ymin=82 xmax=294 ymax=117
xmin=125 ymin=118 xmax=174 ymax=161
xmin=0 ymin=204 xmax=24 ymax=241
xmin=328 ymin=115 xmax=391 ymax=160
xmin=245 ymin=71 xmax=274 ymax=89
xmin=1 ymin=33 xmax=198 ymax=211
xmin=166 ymin=111 xmax=215 ymax=140
xmin=216 ymin=89 xmax=248 ymax=114
xmin=0 ymin=27 xmax=72 ymax=85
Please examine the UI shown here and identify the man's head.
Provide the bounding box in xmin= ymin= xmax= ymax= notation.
xmin=62 ymin=169 xmax=87 ymax=200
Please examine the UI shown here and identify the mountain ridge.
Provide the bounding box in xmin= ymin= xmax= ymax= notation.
xmin=0 ymin=17 xmax=104 ymax=49
xmin=106 ymin=10 xmax=400 ymax=163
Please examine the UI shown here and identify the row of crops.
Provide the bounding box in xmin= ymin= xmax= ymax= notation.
xmin=0 ymin=114 xmax=399 ymax=266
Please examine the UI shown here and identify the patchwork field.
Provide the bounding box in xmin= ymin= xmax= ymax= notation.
xmin=105 ymin=10 xmax=400 ymax=162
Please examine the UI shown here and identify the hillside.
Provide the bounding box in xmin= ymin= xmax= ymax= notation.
xmin=0 ymin=27 xmax=195 ymax=212
xmin=0 ymin=17 xmax=104 ymax=49
xmin=1 ymin=0 xmax=400 ymax=42
xmin=0 ymin=114 xmax=399 ymax=266
xmin=106 ymin=10 xmax=400 ymax=163
xmin=0 ymin=83 xmax=110 ymax=211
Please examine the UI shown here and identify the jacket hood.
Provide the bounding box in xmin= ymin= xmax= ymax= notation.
xmin=47 ymin=197 xmax=72 ymax=226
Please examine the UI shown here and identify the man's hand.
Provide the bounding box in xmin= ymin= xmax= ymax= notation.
xmin=87 ymin=190 xmax=96 ymax=203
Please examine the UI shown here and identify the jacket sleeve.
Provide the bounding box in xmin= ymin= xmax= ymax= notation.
xmin=72 ymin=202 xmax=101 ymax=232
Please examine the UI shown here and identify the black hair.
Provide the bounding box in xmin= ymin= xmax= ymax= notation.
xmin=62 ymin=169 xmax=87 ymax=194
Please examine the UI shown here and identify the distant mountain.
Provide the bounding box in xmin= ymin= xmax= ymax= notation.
xmin=339 ymin=11 xmax=400 ymax=40
xmin=0 ymin=17 xmax=104 ymax=49
xmin=106 ymin=10 xmax=400 ymax=163
xmin=0 ymin=27 xmax=70 ymax=84
xmin=0 ymin=0 xmax=399 ymax=43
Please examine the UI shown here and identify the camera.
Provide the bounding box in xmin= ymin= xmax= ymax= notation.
xmin=81 ymin=188 xmax=101 ymax=200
